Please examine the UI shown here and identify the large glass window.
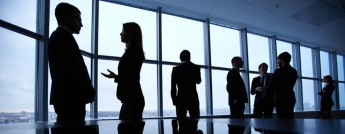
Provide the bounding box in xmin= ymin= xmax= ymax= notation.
xmin=48 ymin=56 xmax=91 ymax=121
xmin=49 ymin=0 xmax=92 ymax=52
xmin=98 ymin=60 xmax=158 ymax=118
xmin=276 ymin=40 xmax=294 ymax=67
xmin=162 ymin=14 xmax=204 ymax=65
xmin=98 ymin=1 xmax=157 ymax=60
xmin=337 ymin=55 xmax=344 ymax=81
xmin=210 ymin=24 xmax=241 ymax=67
xmin=302 ymin=79 xmax=316 ymax=111
xmin=0 ymin=0 xmax=36 ymax=32
xmin=247 ymin=33 xmax=270 ymax=72
xmin=212 ymin=70 xmax=230 ymax=115
xmin=320 ymin=51 xmax=330 ymax=77
xmin=300 ymin=46 xmax=315 ymax=78
xmin=162 ymin=65 xmax=206 ymax=116
xmin=0 ymin=28 xmax=36 ymax=123
xmin=339 ymin=83 xmax=345 ymax=110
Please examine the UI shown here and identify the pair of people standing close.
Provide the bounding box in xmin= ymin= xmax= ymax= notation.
xmin=227 ymin=52 xmax=298 ymax=119
xmin=49 ymin=2 xmax=145 ymax=122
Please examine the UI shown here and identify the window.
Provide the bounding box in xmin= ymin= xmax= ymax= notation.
xmin=210 ymin=24 xmax=241 ymax=67
xmin=302 ymin=79 xmax=316 ymax=111
xmin=162 ymin=14 xmax=205 ymax=65
xmin=300 ymin=46 xmax=315 ymax=78
xmin=247 ymin=33 xmax=270 ymax=72
xmin=339 ymin=83 xmax=345 ymax=110
xmin=0 ymin=28 xmax=36 ymax=123
xmin=320 ymin=51 xmax=330 ymax=77
xmin=0 ymin=0 xmax=36 ymax=32
xmin=276 ymin=40 xmax=294 ymax=67
xmin=337 ymin=55 xmax=344 ymax=81
xmin=49 ymin=0 xmax=92 ymax=52
xmin=162 ymin=65 xmax=206 ymax=116
xmin=48 ymin=55 xmax=91 ymax=121
xmin=98 ymin=1 xmax=157 ymax=60
xmin=140 ymin=63 xmax=158 ymax=117
xmin=249 ymin=73 xmax=259 ymax=113
xmin=212 ymin=70 xmax=229 ymax=115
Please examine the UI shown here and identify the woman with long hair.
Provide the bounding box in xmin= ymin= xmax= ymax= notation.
xmin=317 ymin=75 xmax=335 ymax=119
xmin=102 ymin=22 xmax=145 ymax=119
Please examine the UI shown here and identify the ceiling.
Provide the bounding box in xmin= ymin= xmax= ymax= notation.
xmin=109 ymin=0 xmax=345 ymax=55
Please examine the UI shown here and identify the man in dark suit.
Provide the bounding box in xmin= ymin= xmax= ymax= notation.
xmin=227 ymin=57 xmax=248 ymax=118
xmin=171 ymin=50 xmax=202 ymax=119
xmin=48 ymin=3 xmax=96 ymax=122
xmin=250 ymin=63 xmax=274 ymax=118
xmin=267 ymin=52 xmax=297 ymax=119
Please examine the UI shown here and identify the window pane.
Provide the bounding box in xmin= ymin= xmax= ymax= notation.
xmin=276 ymin=40 xmax=294 ymax=67
xmin=300 ymin=46 xmax=315 ymax=77
xmin=339 ymin=83 xmax=345 ymax=109
xmin=247 ymin=33 xmax=270 ymax=72
xmin=162 ymin=65 xmax=206 ymax=116
xmin=320 ymin=51 xmax=330 ymax=77
xmin=162 ymin=14 xmax=204 ymax=65
xmin=302 ymin=79 xmax=316 ymax=111
xmin=49 ymin=0 xmax=92 ymax=52
xmin=140 ymin=63 xmax=158 ymax=117
xmin=99 ymin=2 xmax=157 ymax=60
xmin=48 ymin=56 xmax=91 ymax=121
xmin=0 ymin=28 xmax=36 ymax=123
xmin=210 ymin=25 xmax=240 ymax=67
xmin=337 ymin=55 xmax=344 ymax=81
xmin=212 ymin=70 xmax=229 ymax=115
xmin=249 ymin=73 xmax=258 ymax=113
xmin=0 ymin=0 xmax=36 ymax=32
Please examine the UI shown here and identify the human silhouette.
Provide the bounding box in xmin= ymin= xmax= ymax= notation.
xmin=48 ymin=2 xmax=95 ymax=122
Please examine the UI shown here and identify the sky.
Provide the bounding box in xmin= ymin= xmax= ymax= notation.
xmin=1 ymin=0 xmax=345 ymax=114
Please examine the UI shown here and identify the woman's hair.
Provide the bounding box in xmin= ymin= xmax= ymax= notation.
xmin=324 ymin=75 xmax=334 ymax=85
xmin=123 ymin=22 xmax=145 ymax=60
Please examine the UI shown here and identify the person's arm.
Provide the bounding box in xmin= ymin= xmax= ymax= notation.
xmin=195 ymin=66 xmax=201 ymax=84
xmin=171 ymin=67 xmax=178 ymax=105
xmin=250 ymin=78 xmax=259 ymax=95
xmin=226 ymin=70 xmax=238 ymax=101
xmin=267 ymin=69 xmax=279 ymax=91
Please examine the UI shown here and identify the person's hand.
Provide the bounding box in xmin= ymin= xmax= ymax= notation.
xmin=255 ymin=87 xmax=262 ymax=92
xmin=122 ymin=104 xmax=132 ymax=118
xmin=234 ymin=99 xmax=238 ymax=104
xmin=101 ymin=69 xmax=116 ymax=78
xmin=322 ymin=90 xmax=326 ymax=93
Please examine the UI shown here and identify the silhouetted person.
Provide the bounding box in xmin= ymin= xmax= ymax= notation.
xmin=118 ymin=122 xmax=145 ymax=134
xmin=318 ymin=75 xmax=335 ymax=119
xmin=267 ymin=52 xmax=297 ymax=119
xmin=250 ymin=63 xmax=274 ymax=119
xmin=48 ymin=3 xmax=95 ymax=122
xmin=171 ymin=50 xmax=202 ymax=119
xmin=51 ymin=125 xmax=99 ymax=134
xmin=172 ymin=119 xmax=203 ymax=134
xmin=227 ymin=57 xmax=248 ymax=118
xmin=101 ymin=22 xmax=145 ymax=120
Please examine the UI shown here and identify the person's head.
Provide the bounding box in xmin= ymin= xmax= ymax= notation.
xmin=258 ymin=63 xmax=268 ymax=75
xmin=180 ymin=50 xmax=191 ymax=62
xmin=55 ymin=3 xmax=83 ymax=34
xmin=231 ymin=56 xmax=243 ymax=69
xmin=323 ymin=75 xmax=334 ymax=84
xmin=120 ymin=22 xmax=142 ymax=47
xmin=277 ymin=52 xmax=291 ymax=67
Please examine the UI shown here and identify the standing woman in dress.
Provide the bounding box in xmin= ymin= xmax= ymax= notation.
xmin=102 ymin=22 xmax=145 ymax=120
xmin=318 ymin=75 xmax=335 ymax=119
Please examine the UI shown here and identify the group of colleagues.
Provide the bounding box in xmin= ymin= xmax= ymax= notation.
xmin=48 ymin=2 xmax=335 ymax=124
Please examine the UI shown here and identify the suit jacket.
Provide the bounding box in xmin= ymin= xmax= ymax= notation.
xmin=226 ymin=68 xmax=248 ymax=105
xmin=171 ymin=61 xmax=202 ymax=106
xmin=250 ymin=74 xmax=272 ymax=107
xmin=115 ymin=45 xmax=145 ymax=106
xmin=267 ymin=64 xmax=298 ymax=104
xmin=318 ymin=84 xmax=335 ymax=105
xmin=48 ymin=27 xmax=95 ymax=105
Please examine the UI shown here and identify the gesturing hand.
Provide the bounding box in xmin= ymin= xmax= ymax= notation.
xmin=101 ymin=69 xmax=117 ymax=78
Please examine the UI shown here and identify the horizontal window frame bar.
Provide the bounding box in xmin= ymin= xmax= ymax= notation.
xmin=0 ymin=19 xmax=41 ymax=40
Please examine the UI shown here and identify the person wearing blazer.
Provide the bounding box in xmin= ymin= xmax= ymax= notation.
xmin=250 ymin=63 xmax=274 ymax=118
xmin=171 ymin=50 xmax=202 ymax=119
xmin=318 ymin=75 xmax=335 ymax=119
xmin=102 ymin=22 xmax=145 ymax=120
xmin=227 ymin=57 xmax=248 ymax=118
xmin=267 ymin=52 xmax=298 ymax=119
xmin=48 ymin=3 xmax=96 ymax=122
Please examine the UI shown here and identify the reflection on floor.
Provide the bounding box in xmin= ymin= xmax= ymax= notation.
xmin=0 ymin=118 xmax=344 ymax=134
